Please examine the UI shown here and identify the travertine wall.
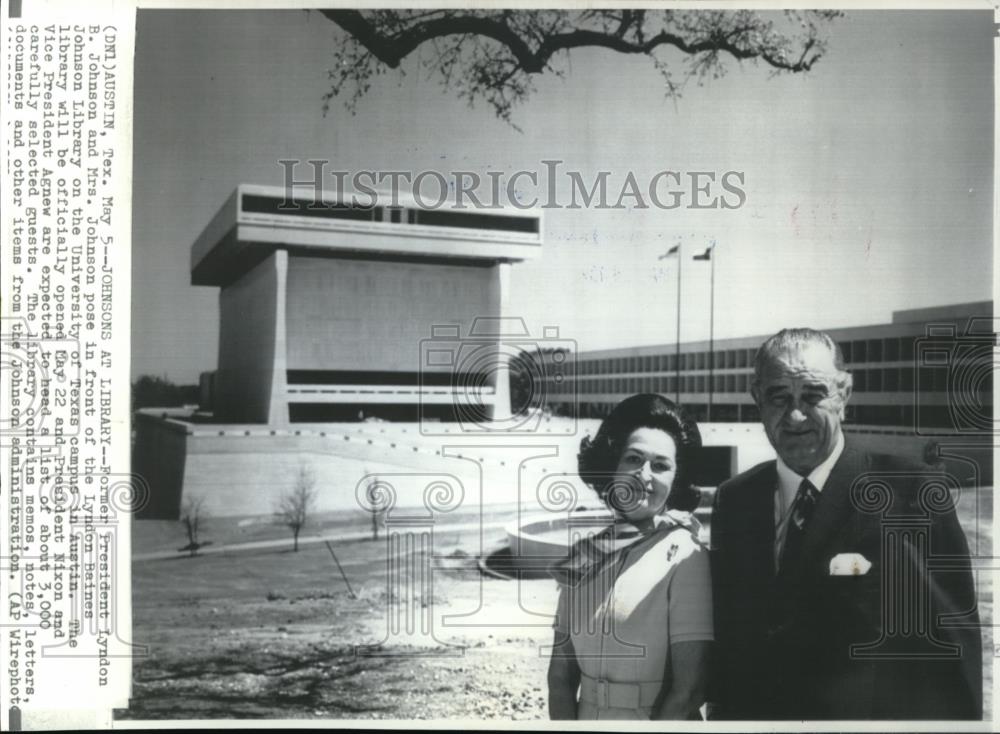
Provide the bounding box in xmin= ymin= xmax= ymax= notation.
xmin=215 ymin=251 xmax=287 ymax=423
xmin=284 ymin=255 xmax=498 ymax=374
xmin=132 ymin=413 xmax=190 ymax=520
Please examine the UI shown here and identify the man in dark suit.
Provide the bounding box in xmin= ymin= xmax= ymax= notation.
xmin=710 ymin=328 xmax=982 ymax=720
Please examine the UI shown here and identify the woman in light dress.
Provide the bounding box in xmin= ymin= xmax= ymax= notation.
xmin=547 ymin=393 xmax=712 ymax=720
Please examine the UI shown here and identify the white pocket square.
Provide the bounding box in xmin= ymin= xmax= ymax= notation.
xmin=829 ymin=553 xmax=872 ymax=576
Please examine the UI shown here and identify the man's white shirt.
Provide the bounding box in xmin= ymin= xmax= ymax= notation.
xmin=773 ymin=431 xmax=846 ymax=571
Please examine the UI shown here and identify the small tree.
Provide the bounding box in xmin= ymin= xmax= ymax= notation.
xmin=276 ymin=465 xmax=318 ymax=552
xmin=509 ymin=346 xmax=568 ymax=417
xmin=132 ymin=374 xmax=199 ymax=411
xmin=364 ymin=470 xmax=385 ymax=541
xmin=180 ymin=495 xmax=207 ymax=557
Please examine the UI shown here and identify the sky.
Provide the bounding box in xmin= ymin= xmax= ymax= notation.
xmin=131 ymin=9 xmax=994 ymax=383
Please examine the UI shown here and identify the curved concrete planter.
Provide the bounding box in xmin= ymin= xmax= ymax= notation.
xmin=505 ymin=509 xmax=615 ymax=564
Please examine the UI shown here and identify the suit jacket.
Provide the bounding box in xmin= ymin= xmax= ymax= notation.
xmin=709 ymin=439 xmax=982 ymax=720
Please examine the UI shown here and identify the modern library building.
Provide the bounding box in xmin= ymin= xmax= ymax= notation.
xmin=539 ymin=300 xmax=993 ymax=436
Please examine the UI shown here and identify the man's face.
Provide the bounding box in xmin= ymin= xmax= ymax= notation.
xmin=752 ymin=341 xmax=851 ymax=476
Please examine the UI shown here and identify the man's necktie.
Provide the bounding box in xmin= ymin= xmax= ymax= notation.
xmin=780 ymin=478 xmax=820 ymax=571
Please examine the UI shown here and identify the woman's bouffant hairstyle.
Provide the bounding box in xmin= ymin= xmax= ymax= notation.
xmin=577 ymin=393 xmax=702 ymax=513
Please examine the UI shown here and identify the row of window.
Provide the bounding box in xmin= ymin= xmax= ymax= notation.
xmin=548 ymin=366 xmax=972 ymax=396
xmin=560 ymin=401 xmax=962 ymax=429
xmin=555 ymin=373 xmax=751 ymax=395
xmin=574 ymin=336 xmax=945 ymax=376
xmin=567 ymin=401 xmax=761 ymax=422
xmin=577 ymin=350 xmax=754 ymax=375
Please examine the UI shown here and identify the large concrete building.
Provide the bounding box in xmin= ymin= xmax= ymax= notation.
xmin=536 ymin=300 xmax=994 ymax=484
xmin=191 ymin=184 xmax=542 ymax=425
xmin=134 ymin=189 xmax=991 ymax=519
xmin=538 ymin=300 xmax=993 ymax=430
xmin=135 ymin=292 xmax=992 ymax=520
xmin=134 ymin=184 xmax=548 ymax=519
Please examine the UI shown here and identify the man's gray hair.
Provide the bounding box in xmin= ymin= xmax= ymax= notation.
xmin=751 ymin=328 xmax=852 ymax=392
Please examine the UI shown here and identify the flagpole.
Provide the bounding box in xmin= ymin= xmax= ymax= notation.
xmin=675 ymin=249 xmax=682 ymax=405
xmin=691 ymin=242 xmax=716 ymax=422
xmin=658 ymin=244 xmax=683 ymax=405
xmin=708 ymin=242 xmax=715 ymax=423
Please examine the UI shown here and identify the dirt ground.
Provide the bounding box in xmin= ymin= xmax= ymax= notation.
xmin=119 ymin=501 xmax=993 ymax=722
xmin=120 ymin=522 xmax=558 ymax=720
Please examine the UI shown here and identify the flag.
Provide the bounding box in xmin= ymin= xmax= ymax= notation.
xmin=658 ymin=244 xmax=680 ymax=259
xmin=693 ymin=247 xmax=713 ymax=261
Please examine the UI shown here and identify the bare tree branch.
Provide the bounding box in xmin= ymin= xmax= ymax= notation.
xmin=316 ymin=9 xmax=842 ymax=126
xmin=179 ymin=495 xmax=209 ymax=557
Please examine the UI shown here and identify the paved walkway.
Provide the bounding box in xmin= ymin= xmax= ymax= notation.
xmin=132 ymin=519 xmax=515 ymax=562
xmin=133 ymin=506 xmax=714 ymax=563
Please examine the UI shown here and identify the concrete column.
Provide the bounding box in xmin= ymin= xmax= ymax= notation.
xmin=491 ymin=262 xmax=513 ymax=422
xmin=268 ymin=249 xmax=289 ymax=426
xmin=215 ymin=252 xmax=284 ymax=423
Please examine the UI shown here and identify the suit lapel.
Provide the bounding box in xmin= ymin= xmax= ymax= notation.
xmin=779 ymin=442 xmax=868 ymax=587
xmin=738 ymin=463 xmax=778 ymax=583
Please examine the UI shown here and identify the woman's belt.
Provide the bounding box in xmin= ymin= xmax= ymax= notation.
xmin=579 ymin=673 xmax=662 ymax=709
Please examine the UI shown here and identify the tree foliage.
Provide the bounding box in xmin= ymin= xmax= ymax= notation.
xmin=132 ymin=375 xmax=199 ymax=411
xmin=276 ymin=465 xmax=318 ymax=552
xmin=318 ymin=9 xmax=842 ymax=127
xmin=509 ymin=346 xmax=569 ymax=417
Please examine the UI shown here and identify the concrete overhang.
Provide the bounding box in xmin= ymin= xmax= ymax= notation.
xmin=191 ymin=183 xmax=544 ymax=287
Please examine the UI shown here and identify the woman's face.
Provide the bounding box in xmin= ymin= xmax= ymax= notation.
xmin=608 ymin=426 xmax=678 ymax=526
